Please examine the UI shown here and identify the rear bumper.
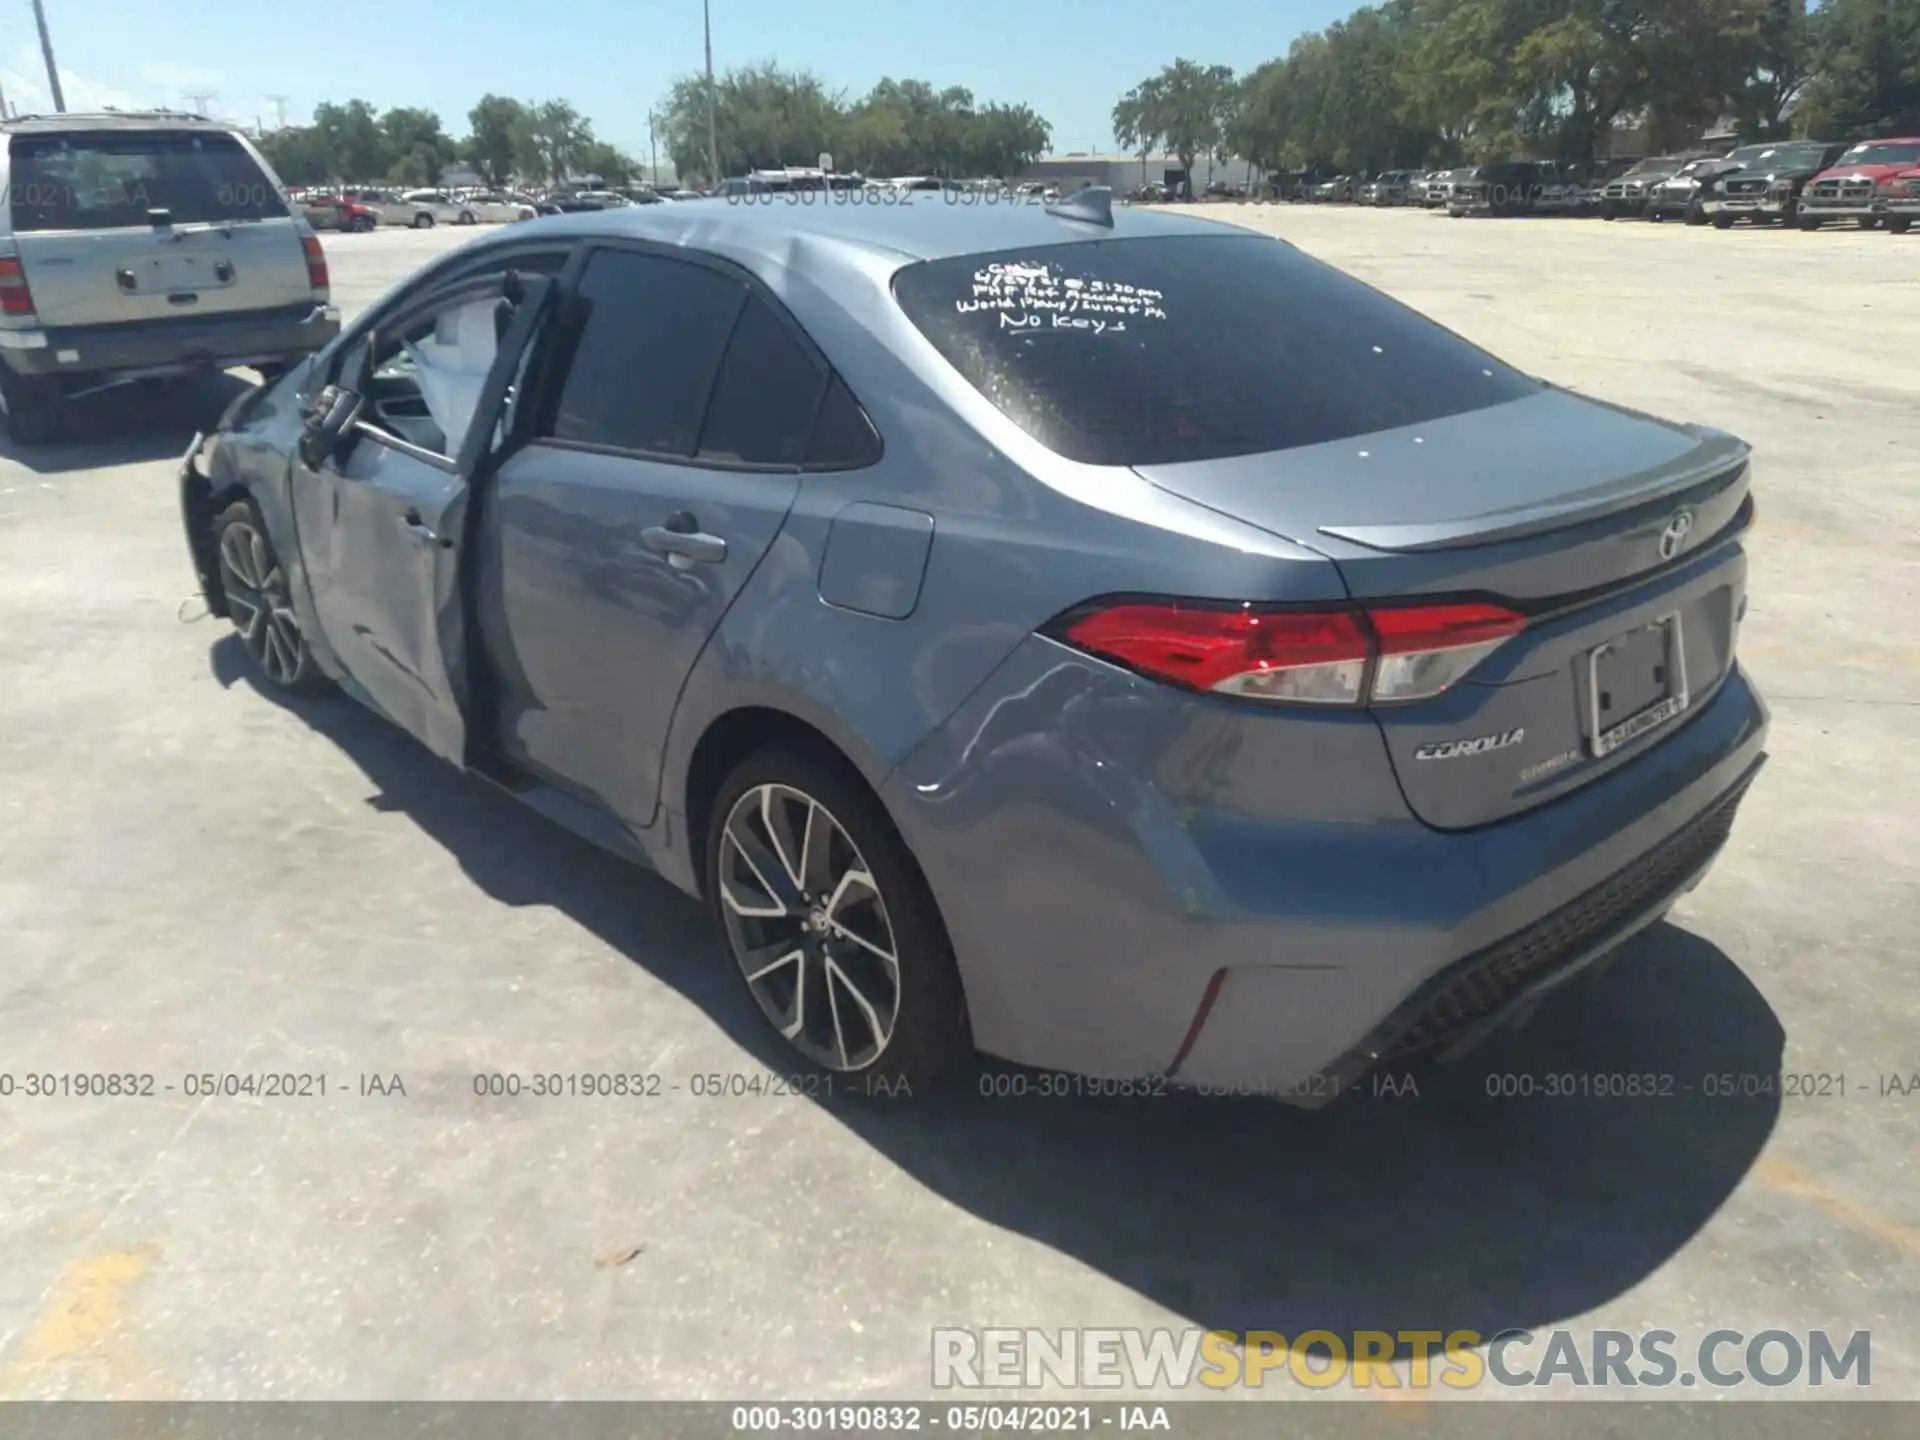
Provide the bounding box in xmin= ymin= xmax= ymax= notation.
xmin=0 ymin=302 xmax=340 ymax=379
xmin=883 ymin=640 xmax=1769 ymax=1104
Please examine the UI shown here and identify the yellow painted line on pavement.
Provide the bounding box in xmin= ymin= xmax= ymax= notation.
xmin=0 ymin=1243 xmax=160 ymax=1398
xmin=1755 ymin=1156 xmax=1920 ymax=1257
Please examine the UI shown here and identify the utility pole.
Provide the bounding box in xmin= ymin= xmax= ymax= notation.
xmin=183 ymin=91 xmax=217 ymax=117
xmin=647 ymin=109 xmax=660 ymax=187
xmin=31 ymin=0 xmax=66 ymax=113
xmin=702 ymin=0 xmax=720 ymax=184
xmin=266 ymin=94 xmax=289 ymax=130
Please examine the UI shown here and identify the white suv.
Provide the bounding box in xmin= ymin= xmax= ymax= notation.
xmin=0 ymin=111 xmax=339 ymax=444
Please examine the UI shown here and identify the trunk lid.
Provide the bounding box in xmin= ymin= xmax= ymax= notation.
xmin=1134 ymin=389 xmax=1754 ymax=829
xmin=8 ymin=127 xmax=313 ymax=328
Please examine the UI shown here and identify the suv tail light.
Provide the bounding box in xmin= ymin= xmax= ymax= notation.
xmin=1052 ymin=599 xmax=1526 ymax=707
xmin=0 ymin=254 xmax=38 ymax=321
xmin=302 ymin=235 xmax=330 ymax=300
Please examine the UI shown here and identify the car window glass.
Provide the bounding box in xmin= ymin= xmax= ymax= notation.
xmin=806 ymin=376 xmax=882 ymax=469
xmin=546 ymin=251 xmax=744 ymax=455
xmin=341 ymin=283 xmax=513 ymax=456
xmin=8 ymin=129 xmax=287 ymax=231
xmin=892 ymin=234 xmax=1539 ymax=468
xmin=696 ymin=295 xmax=827 ymax=466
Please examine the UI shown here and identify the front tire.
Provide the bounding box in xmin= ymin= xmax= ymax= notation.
xmin=1684 ymin=196 xmax=1708 ymax=225
xmin=1800 ymin=214 xmax=1824 ymax=230
xmin=706 ymin=748 xmax=969 ymax=1088
xmin=1890 ymin=217 xmax=1913 ymax=234
xmin=213 ymin=498 xmax=321 ymax=692
xmin=1712 ymin=214 xmax=1736 ymax=229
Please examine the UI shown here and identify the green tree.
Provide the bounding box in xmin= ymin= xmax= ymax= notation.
xmin=511 ymin=99 xmax=593 ymax=185
xmin=1112 ymin=59 xmax=1237 ymax=183
xmin=462 ymin=95 xmax=526 ymax=186
xmin=1798 ymin=0 xmax=1920 ymax=137
xmin=256 ymin=125 xmax=332 ymax=187
xmin=379 ymin=107 xmax=453 ymax=185
xmin=577 ymin=140 xmax=637 ymax=185
xmin=312 ymin=100 xmax=389 ymax=183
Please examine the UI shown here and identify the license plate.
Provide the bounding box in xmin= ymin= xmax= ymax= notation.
xmin=124 ymin=254 xmax=232 ymax=293
xmin=1586 ymin=614 xmax=1690 ymax=758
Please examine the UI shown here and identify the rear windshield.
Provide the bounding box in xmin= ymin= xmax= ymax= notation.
xmin=8 ymin=130 xmax=287 ymax=232
xmin=891 ymin=233 xmax=1539 ymax=467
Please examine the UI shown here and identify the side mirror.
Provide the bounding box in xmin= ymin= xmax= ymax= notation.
xmin=298 ymin=384 xmax=364 ymax=470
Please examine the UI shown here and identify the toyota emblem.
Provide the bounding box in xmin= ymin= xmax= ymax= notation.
xmin=1658 ymin=508 xmax=1695 ymax=561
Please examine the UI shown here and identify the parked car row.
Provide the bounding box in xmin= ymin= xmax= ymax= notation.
xmin=290 ymin=186 xmax=540 ymax=230
xmin=1296 ymin=138 xmax=1920 ymax=233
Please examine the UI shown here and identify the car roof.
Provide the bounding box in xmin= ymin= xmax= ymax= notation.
xmin=1 ymin=110 xmax=239 ymax=134
xmin=485 ymin=191 xmax=1239 ymax=265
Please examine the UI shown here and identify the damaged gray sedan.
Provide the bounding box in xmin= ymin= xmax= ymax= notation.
xmin=179 ymin=194 xmax=1768 ymax=1100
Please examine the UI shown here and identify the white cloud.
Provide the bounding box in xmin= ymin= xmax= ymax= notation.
xmin=3 ymin=46 xmax=147 ymax=117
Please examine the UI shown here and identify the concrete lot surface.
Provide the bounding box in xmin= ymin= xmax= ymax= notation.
xmin=1 ymin=214 xmax=1916 ymax=1403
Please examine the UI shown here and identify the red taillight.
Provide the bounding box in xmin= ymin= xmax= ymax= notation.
xmin=0 ymin=255 xmax=36 ymax=318
xmin=1056 ymin=599 xmax=1526 ymax=707
xmin=302 ymin=235 xmax=330 ymax=297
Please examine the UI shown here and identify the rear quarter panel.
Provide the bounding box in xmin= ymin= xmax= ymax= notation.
xmin=657 ymin=235 xmax=1350 ymax=837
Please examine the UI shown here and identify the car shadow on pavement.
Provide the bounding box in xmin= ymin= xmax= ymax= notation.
xmin=214 ymin=638 xmax=1785 ymax=1351
xmin=0 ymin=371 xmax=252 ymax=475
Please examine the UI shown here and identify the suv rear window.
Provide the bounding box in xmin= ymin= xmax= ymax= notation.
xmin=8 ymin=130 xmax=288 ymax=232
xmin=891 ymin=233 xmax=1539 ymax=467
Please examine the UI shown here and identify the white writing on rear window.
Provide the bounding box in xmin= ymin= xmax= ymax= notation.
xmin=953 ymin=262 xmax=1168 ymax=335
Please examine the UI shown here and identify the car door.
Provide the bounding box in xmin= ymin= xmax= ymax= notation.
xmin=471 ymin=243 xmax=832 ymax=826
xmin=290 ymin=258 xmax=566 ymax=764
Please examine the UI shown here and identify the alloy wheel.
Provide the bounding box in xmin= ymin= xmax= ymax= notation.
xmin=716 ymin=783 xmax=902 ymax=1072
xmin=218 ymin=519 xmax=304 ymax=685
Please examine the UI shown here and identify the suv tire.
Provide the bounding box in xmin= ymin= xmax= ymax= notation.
xmin=0 ymin=368 xmax=64 ymax=446
xmin=412 ymin=213 xmax=435 ymax=229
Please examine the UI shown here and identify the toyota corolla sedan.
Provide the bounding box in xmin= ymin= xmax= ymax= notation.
xmin=178 ymin=193 xmax=1767 ymax=1103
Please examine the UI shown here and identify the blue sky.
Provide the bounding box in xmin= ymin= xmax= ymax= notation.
xmin=3 ymin=0 xmax=1352 ymax=158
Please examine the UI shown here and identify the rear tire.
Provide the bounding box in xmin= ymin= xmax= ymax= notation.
xmin=1684 ymin=196 xmax=1708 ymax=225
xmin=1856 ymin=216 xmax=1878 ymax=230
xmin=212 ymin=497 xmax=323 ymax=693
xmin=1890 ymin=217 xmax=1913 ymax=235
xmin=0 ymin=367 xmax=64 ymax=446
xmin=705 ymin=747 xmax=970 ymax=1090
xmin=1712 ymin=214 xmax=1736 ymax=229
xmin=413 ymin=212 xmax=435 ymax=229
xmin=458 ymin=210 xmax=476 ymax=225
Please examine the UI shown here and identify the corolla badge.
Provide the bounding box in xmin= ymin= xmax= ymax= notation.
xmin=1413 ymin=727 xmax=1524 ymax=761
xmin=1658 ymin=507 xmax=1696 ymax=561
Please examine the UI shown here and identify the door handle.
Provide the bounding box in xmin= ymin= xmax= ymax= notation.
xmin=402 ymin=506 xmax=452 ymax=549
xmin=641 ymin=523 xmax=727 ymax=565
